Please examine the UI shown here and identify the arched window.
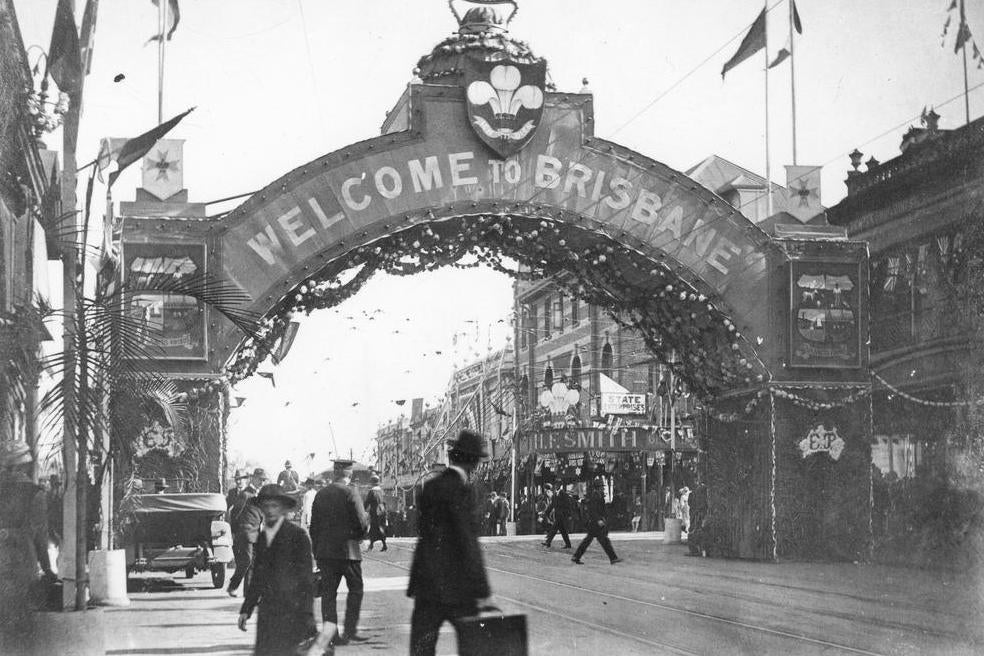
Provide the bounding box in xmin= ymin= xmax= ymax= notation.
xmin=570 ymin=355 xmax=582 ymax=388
xmin=544 ymin=364 xmax=554 ymax=388
xmin=601 ymin=342 xmax=613 ymax=376
xmin=520 ymin=374 xmax=529 ymax=403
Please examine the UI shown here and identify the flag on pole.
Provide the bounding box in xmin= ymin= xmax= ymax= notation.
xmin=47 ymin=0 xmax=83 ymax=94
xmin=80 ymin=0 xmax=100 ymax=75
xmin=107 ymin=107 xmax=195 ymax=188
xmin=944 ymin=0 xmax=983 ymax=67
xmin=96 ymin=137 xmax=127 ymax=182
xmin=784 ymin=165 xmax=822 ymax=223
xmin=148 ymin=0 xmax=180 ymax=42
xmin=769 ymin=1 xmax=803 ymax=69
xmin=722 ymin=9 xmax=767 ymax=78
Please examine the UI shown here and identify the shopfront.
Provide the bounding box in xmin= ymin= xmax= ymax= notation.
xmin=515 ymin=422 xmax=699 ymax=533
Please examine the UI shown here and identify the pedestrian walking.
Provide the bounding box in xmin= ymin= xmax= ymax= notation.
xmin=494 ymin=492 xmax=510 ymax=536
xmin=688 ymin=482 xmax=708 ymax=556
xmin=407 ymin=430 xmax=492 ymax=656
xmin=310 ymin=459 xmax=369 ymax=645
xmin=277 ymin=460 xmax=300 ymax=493
xmin=365 ymin=474 xmax=388 ymax=551
xmin=679 ymin=486 xmax=692 ymax=532
xmin=237 ymin=484 xmax=316 ymax=655
xmin=536 ymin=483 xmax=554 ymax=535
xmin=226 ymin=469 xmax=249 ymax=509
xmin=227 ymin=485 xmax=263 ymax=598
xmin=542 ymin=483 xmax=575 ymax=549
xmin=300 ymin=477 xmax=317 ymax=531
xmin=571 ymin=478 xmax=622 ymax=565
xmin=484 ymin=491 xmax=498 ymax=536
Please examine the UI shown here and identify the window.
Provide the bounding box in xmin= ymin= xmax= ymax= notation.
xmin=520 ymin=373 xmax=529 ymax=403
xmin=601 ymin=342 xmax=613 ymax=377
xmin=544 ymin=364 xmax=554 ymax=388
xmin=543 ymin=297 xmax=551 ymax=339
xmin=570 ymin=355 xmax=582 ymax=388
xmin=529 ymin=304 xmax=538 ymax=344
xmin=571 ymin=296 xmax=580 ymax=324
xmin=553 ymin=296 xmax=565 ymax=331
xmin=520 ymin=307 xmax=529 ymax=349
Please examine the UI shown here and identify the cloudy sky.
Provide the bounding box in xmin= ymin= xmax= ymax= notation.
xmin=15 ymin=0 xmax=982 ymax=475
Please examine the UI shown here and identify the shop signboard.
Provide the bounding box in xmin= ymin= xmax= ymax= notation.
xmin=519 ymin=426 xmax=698 ymax=455
xmin=600 ymin=393 xmax=647 ymax=415
xmin=123 ymin=242 xmax=207 ymax=360
xmin=789 ymin=259 xmax=862 ymax=368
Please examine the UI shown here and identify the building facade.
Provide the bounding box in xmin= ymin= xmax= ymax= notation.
xmin=828 ymin=110 xmax=984 ymax=567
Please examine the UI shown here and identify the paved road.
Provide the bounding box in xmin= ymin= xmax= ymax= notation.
xmin=104 ymin=535 xmax=982 ymax=655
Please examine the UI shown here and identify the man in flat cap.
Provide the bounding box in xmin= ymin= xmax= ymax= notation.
xmin=407 ymin=430 xmax=492 ymax=656
xmin=310 ymin=459 xmax=369 ymax=644
xmin=237 ymin=484 xmax=316 ymax=654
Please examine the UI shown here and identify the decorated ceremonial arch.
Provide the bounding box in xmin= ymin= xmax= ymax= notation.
xmin=181 ymin=1 xmax=872 ymax=561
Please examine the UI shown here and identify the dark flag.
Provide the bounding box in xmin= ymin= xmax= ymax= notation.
xmin=148 ymin=0 xmax=181 ymax=42
xmin=721 ymin=9 xmax=767 ymax=78
xmin=47 ymin=0 xmax=82 ymax=94
xmin=107 ymin=107 xmax=194 ymax=187
xmin=768 ymin=48 xmax=790 ymax=69
xmin=791 ymin=0 xmax=803 ymax=34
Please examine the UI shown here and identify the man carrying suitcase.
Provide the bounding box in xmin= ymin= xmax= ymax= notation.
xmin=407 ymin=430 xmax=492 ymax=656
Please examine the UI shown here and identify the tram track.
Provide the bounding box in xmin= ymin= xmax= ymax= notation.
xmin=365 ymin=543 xmax=895 ymax=656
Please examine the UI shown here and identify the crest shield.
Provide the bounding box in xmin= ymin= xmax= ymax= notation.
xmin=464 ymin=58 xmax=546 ymax=158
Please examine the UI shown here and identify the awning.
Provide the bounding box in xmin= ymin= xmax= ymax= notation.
xmin=130 ymin=493 xmax=226 ymax=514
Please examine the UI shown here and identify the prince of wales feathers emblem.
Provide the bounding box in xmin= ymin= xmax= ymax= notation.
xmin=465 ymin=60 xmax=546 ymax=158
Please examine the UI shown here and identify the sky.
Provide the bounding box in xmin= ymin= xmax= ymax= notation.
xmin=14 ymin=0 xmax=984 ymax=476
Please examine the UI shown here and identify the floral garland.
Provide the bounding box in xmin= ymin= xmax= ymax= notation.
xmin=222 ymin=214 xmax=765 ymax=400
xmin=871 ymin=371 xmax=984 ymax=407
xmin=710 ymin=384 xmax=872 ymax=422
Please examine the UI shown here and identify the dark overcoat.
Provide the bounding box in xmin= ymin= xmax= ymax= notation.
xmin=240 ymin=520 xmax=316 ymax=655
xmin=407 ymin=468 xmax=490 ymax=606
xmin=309 ymin=481 xmax=368 ymax=561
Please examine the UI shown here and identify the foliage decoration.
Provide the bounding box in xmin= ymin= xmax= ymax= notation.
xmin=224 ymin=214 xmax=767 ymax=399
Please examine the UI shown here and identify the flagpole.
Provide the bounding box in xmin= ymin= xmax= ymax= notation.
xmin=764 ymin=1 xmax=773 ymax=216
xmin=789 ymin=0 xmax=798 ymax=164
xmin=961 ymin=0 xmax=970 ymax=125
xmin=157 ymin=0 xmax=166 ymax=123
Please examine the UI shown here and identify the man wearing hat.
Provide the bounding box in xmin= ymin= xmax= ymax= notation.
xmin=407 ymin=430 xmax=492 ymax=656
xmin=310 ymin=459 xmax=369 ymax=644
xmin=299 ymin=476 xmax=318 ymax=531
xmin=365 ymin=474 xmax=388 ymax=551
xmin=247 ymin=468 xmax=268 ymax=494
xmin=571 ymin=478 xmax=623 ymax=565
xmin=154 ymin=478 xmax=171 ymax=494
xmin=542 ymin=482 xmax=576 ymax=550
xmin=227 ymin=484 xmax=263 ymax=598
xmin=277 ymin=460 xmax=300 ymax=493
xmin=226 ymin=469 xmax=249 ymax=509
xmin=237 ymin=484 xmax=316 ymax=654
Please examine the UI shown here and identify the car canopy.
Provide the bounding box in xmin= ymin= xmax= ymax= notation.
xmin=130 ymin=493 xmax=226 ymax=514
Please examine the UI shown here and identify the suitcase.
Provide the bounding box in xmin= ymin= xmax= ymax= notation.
xmin=455 ymin=610 xmax=528 ymax=656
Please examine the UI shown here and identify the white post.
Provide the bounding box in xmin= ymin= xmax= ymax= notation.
xmin=764 ymin=1 xmax=773 ymax=217
xmin=789 ymin=0 xmax=797 ymax=165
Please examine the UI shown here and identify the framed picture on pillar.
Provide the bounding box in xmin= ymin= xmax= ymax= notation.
xmin=122 ymin=241 xmax=208 ymax=360
xmin=789 ymin=259 xmax=862 ymax=368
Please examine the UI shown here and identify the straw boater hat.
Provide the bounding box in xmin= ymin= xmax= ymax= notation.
xmin=252 ymin=483 xmax=298 ymax=509
xmin=0 ymin=441 xmax=33 ymax=467
xmin=447 ymin=429 xmax=489 ymax=458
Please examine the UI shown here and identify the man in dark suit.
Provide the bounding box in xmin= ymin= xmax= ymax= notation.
xmin=571 ymin=478 xmax=623 ymax=565
xmin=310 ymin=459 xmax=369 ymax=645
xmin=237 ymin=484 xmax=316 ymax=655
xmin=407 ymin=430 xmax=492 ymax=656
xmin=542 ymin=482 xmax=575 ymax=549
xmin=226 ymin=485 xmax=264 ymax=598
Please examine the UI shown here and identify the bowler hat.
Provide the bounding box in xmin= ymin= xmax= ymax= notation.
xmin=253 ymin=483 xmax=297 ymax=509
xmin=252 ymin=468 xmax=267 ymax=480
xmin=447 ymin=429 xmax=488 ymax=458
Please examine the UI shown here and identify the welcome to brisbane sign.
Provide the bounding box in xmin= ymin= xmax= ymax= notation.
xmin=211 ymin=84 xmax=774 ymax=362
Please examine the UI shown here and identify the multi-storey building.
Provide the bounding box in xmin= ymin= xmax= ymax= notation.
xmin=0 ymin=0 xmax=60 ymax=468
xmin=512 ymin=155 xmax=811 ymax=527
xmin=828 ymin=110 xmax=984 ymax=566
